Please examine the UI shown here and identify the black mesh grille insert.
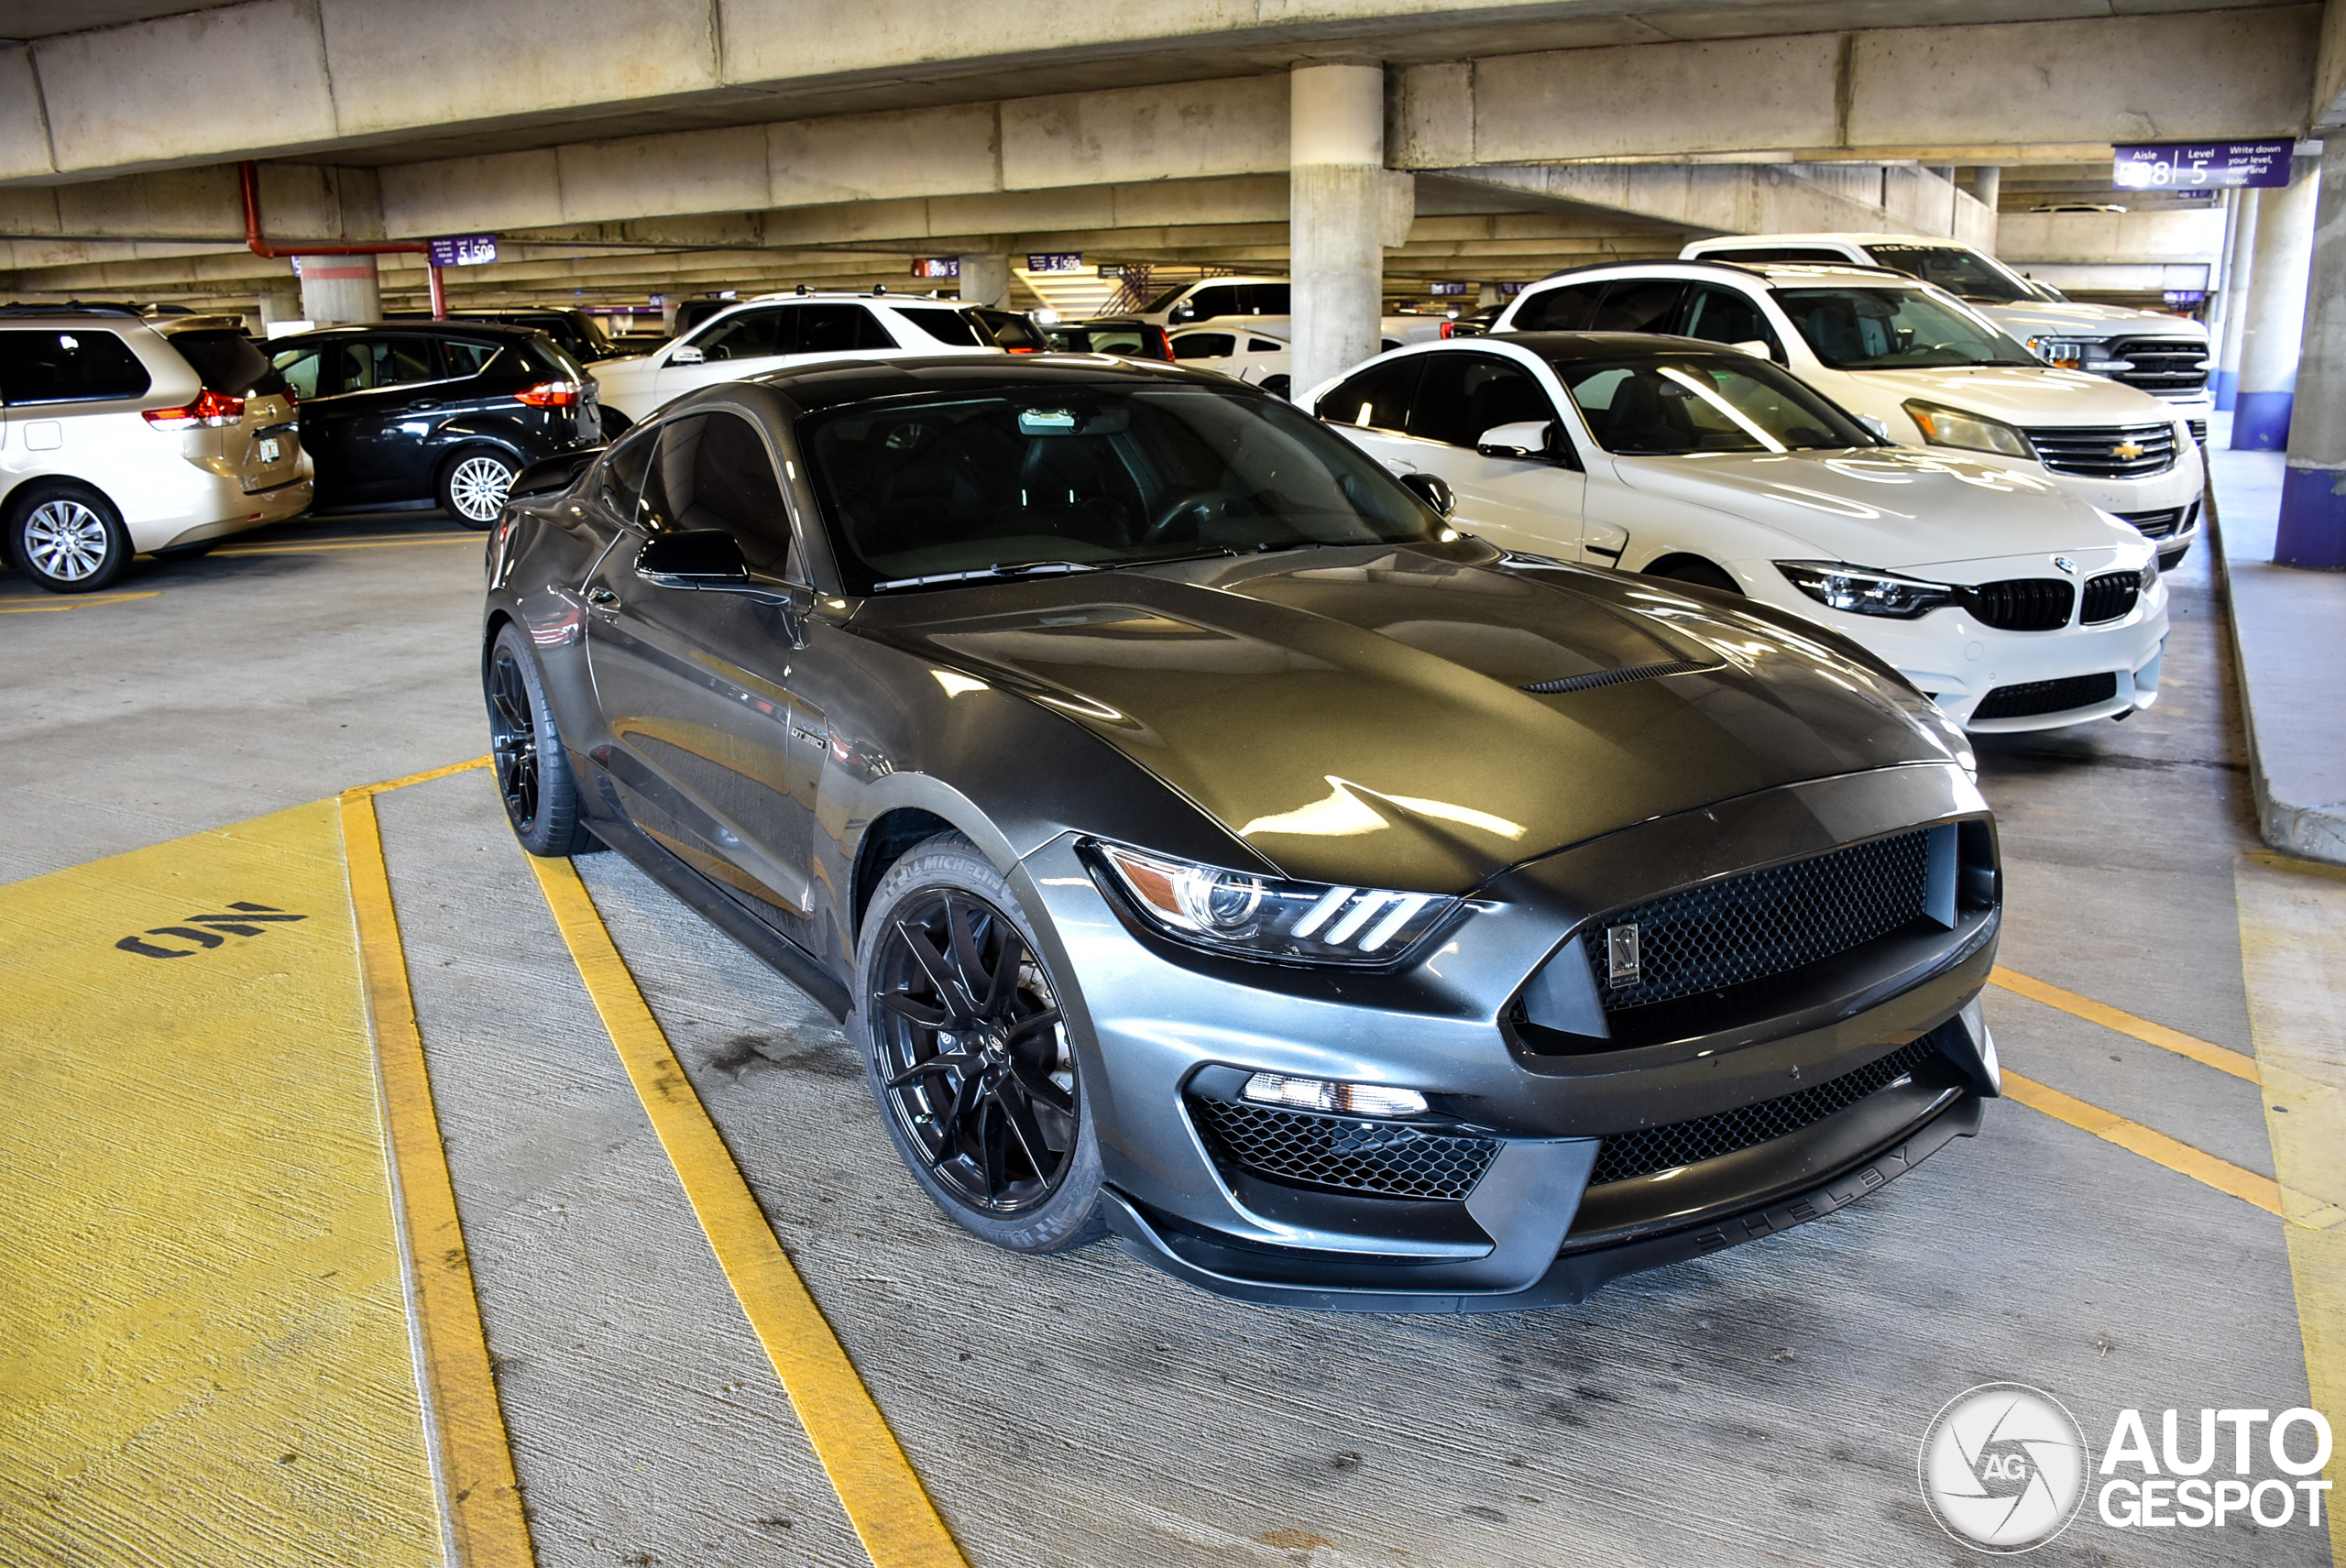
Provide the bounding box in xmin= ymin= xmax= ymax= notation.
xmin=1964 ymin=578 xmax=2075 ymax=631
xmin=1587 ymin=1036 xmax=1943 ymax=1187
xmin=2116 ymin=506 xmax=2185 ymax=539
xmin=1189 ymin=1097 xmax=1497 ymax=1200
xmin=1580 ymin=830 xmax=1932 ymax=1014
xmin=2080 ymin=570 xmax=2142 ymax=625
xmin=1972 ymin=670 xmax=2119 ymax=720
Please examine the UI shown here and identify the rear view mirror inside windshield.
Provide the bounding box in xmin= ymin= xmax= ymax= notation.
xmin=1018 ymin=405 xmax=1130 ymax=436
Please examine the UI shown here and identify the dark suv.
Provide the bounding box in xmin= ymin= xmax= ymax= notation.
xmin=267 ymin=323 xmax=600 ymax=526
xmin=386 ymin=307 xmax=619 ymax=364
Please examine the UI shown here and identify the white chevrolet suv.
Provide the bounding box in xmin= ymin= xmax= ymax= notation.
xmin=2 ymin=307 xmax=313 ymax=593
xmin=1495 ymin=261 xmax=2206 ymax=567
xmin=589 ymin=292 xmax=1003 ymax=427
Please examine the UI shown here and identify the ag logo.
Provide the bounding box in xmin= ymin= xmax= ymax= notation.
xmin=1919 ymin=1383 xmax=2091 ymax=1552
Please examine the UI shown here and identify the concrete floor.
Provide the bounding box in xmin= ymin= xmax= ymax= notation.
xmin=2 ymin=507 xmax=2333 ymax=1567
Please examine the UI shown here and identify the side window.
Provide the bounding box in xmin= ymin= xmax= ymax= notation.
xmin=1238 ymin=284 xmax=1290 ymax=315
xmin=271 ymin=349 xmax=327 ymax=400
xmin=894 ymin=307 xmax=987 ymax=347
xmin=1408 ymin=354 xmax=1559 ymax=448
xmin=691 ymin=308 xmax=792 ymax=362
xmin=0 ymin=328 xmax=153 ymax=405
xmin=1508 ymin=283 xmax=1604 ymax=332
xmin=1702 ymin=246 xmax=1851 ymax=266
xmin=1316 ymin=357 xmax=1422 ymax=433
xmin=1171 ymin=333 xmax=1235 ymax=360
xmin=1247 ymin=337 xmax=1285 ymax=354
xmin=1679 ymin=286 xmax=1780 ymax=355
xmin=602 ymin=426 xmax=661 ymax=526
xmin=1589 ymin=280 xmax=1688 ymax=334
xmin=798 ymin=305 xmax=893 ymax=354
xmin=1183 ymin=284 xmax=1242 ymax=322
xmin=664 ymin=411 xmax=797 ymax=576
xmin=335 ymin=336 xmax=441 ymax=391
xmin=442 ymin=340 xmax=501 ymax=377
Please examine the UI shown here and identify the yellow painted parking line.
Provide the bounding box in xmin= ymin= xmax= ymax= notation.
xmin=217 ymin=534 xmax=477 ymax=555
xmin=526 ymin=851 xmax=970 ymax=1568
xmin=353 ymin=753 xmax=494 ymax=798
xmin=2234 ymin=850 xmax=2346 ymax=1563
xmin=2001 ymin=1070 xmax=2285 ymax=1214
xmin=0 ymin=589 xmax=162 ymax=613
xmin=0 ymin=801 xmax=442 ymax=1566
xmin=1990 ymin=965 xmax=2260 ymax=1081
xmin=343 ymin=785 xmax=535 ymax=1568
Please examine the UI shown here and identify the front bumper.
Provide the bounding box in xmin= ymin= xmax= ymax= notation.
xmin=1013 ymin=763 xmax=1998 ymax=1311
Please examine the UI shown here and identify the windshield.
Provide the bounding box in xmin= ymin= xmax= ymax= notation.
xmin=1775 ymin=287 xmax=2038 ymax=370
xmin=1859 ymin=244 xmax=2034 ymax=304
xmin=800 ymin=386 xmax=1446 ymax=593
xmin=1551 ymin=354 xmax=1879 ymax=455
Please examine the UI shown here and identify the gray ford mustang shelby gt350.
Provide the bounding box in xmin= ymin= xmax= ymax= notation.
xmin=481 ymin=353 xmax=2002 ymax=1312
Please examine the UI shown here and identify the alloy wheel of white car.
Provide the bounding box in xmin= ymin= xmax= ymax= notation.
xmin=25 ymin=499 xmax=113 ymax=581
xmin=444 ymin=453 xmax=516 ymax=526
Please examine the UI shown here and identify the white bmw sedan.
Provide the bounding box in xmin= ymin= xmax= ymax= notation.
xmin=1308 ymin=333 xmax=2168 ymax=733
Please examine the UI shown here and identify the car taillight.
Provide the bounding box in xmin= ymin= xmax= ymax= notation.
xmin=514 ymin=380 xmax=581 ymax=408
xmin=1440 ymin=321 xmax=1457 ymax=339
xmin=1151 ymin=327 xmax=1173 ymax=360
xmin=143 ymin=389 xmax=245 ymax=430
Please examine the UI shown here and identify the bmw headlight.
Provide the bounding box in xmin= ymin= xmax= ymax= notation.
xmin=1092 ymin=842 xmax=1459 ymax=965
xmin=1775 ymin=561 xmax=1957 ymax=619
xmin=1902 ymin=400 xmax=2037 ymax=460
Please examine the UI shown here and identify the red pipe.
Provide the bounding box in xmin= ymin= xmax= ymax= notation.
xmin=240 ymin=160 xmax=426 ymax=259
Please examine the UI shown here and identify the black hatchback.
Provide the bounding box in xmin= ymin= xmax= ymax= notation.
xmin=268 ymin=323 xmax=600 ymax=526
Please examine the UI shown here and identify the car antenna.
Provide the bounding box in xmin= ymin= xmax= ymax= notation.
xmin=795 ymin=283 xmax=808 ymax=295
xmin=873 ymin=283 xmax=888 ymax=295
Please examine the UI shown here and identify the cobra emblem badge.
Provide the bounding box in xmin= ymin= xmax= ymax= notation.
xmin=1606 ymin=923 xmax=1642 ymax=988
xmin=2053 ymin=555 xmax=2078 ymax=575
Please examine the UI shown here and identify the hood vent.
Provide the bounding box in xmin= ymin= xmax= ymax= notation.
xmin=1522 ymin=656 xmax=1719 ymax=696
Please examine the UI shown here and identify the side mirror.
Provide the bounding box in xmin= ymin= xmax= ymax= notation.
xmin=1729 ymin=338 xmax=1777 ymax=360
xmin=636 ymin=529 xmax=749 ymax=587
xmin=669 ymin=344 xmax=705 ymax=366
xmin=1477 ymin=420 xmax=1558 ymax=461
xmin=1398 ymin=471 xmax=1454 ymax=518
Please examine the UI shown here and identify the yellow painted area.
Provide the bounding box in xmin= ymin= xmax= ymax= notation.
xmin=217 ymin=537 xmax=477 ymax=557
xmin=0 ymin=590 xmax=162 ymax=614
xmin=526 ymin=851 xmax=970 ymax=1568
xmin=0 ymin=801 xmax=441 ymax=1567
xmin=343 ymin=787 xmax=533 ymax=1568
xmin=2000 ymin=1070 xmax=2285 ymax=1214
xmin=2235 ymin=850 xmax=2346 ymax=1563
xmin=349 ymin=755 xmax=492 ymax=800
xmin=1990 ymin=964 xmax=2261 ymax=1081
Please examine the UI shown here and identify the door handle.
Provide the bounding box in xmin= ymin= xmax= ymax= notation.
xmin=398 ymin=399 xmax=441 ymax=412
xmin=584 ymin=587 xmax=620 ymax=612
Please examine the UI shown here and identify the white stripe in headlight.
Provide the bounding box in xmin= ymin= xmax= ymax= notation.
xmin=1358 ymin=894 xmax=1431 ymax=952
xmin=1323 ymin=892 xmax=1389 ymax=945
xmin=1290 ymin=885 xmax=1354 ymax=938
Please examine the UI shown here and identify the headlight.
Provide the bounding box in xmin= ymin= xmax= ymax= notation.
xmin=2026 ymin=334 xmax=2090 ymax=369
xmin=1775 ymin=560 xmax=1957 ymax=619
xmin=1902 ymin=400 xmax=2036 ymax=459
xmin=1092 ymin=842 xmax=1459 ymax=966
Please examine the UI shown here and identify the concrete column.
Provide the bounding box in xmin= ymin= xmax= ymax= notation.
xmin=2214 ymin=188 xmax=2260 ymax=410
xmin=1968 ymin=167 xmax=2001 ymax=210
xmin=660 ymin=299 xmax=680 ymax=334
xmin=2275 ymin=143 xmax=2346 ymax=567
xmin=958 ymin=254 xmax=1012 ymax=310
xmin=297 ymin=254 xmax=380 ymax=328
xmin=1478 ymin=282 xmax=1503 ymax=308
xmin=256 ymin=286 xmax=302 ymax=332
xmin=2231 ymin=157 xmax=2319 ymax=451
xmin=1289 ymin=62 xmax=1387 ymax=398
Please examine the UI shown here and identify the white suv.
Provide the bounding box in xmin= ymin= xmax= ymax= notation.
xmin=1 ymin=308 xmax=313 ymax=593
xmin=588 ymin=292 xmax=1003 ymax=426
xmin=1679 ymin=234 xmax=2215 ymax=438
xmin=1495 ymin=261 xmax=2207 ymax=566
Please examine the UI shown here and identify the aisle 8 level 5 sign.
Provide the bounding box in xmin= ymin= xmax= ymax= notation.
xmin=2113 ymin=140 xmax=2294 ymax=189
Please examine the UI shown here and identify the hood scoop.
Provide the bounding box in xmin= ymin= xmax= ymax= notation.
xmin=1522 ymin=655 xmax=1723 ymax=696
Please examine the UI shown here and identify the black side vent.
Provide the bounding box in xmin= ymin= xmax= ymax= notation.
xmin=1522 ymin=657 xmax=1720 ymax=696
xmin=2080 ymin=571 xmax=2142 ymax=625
xmin=1188 ymin=1096 xmax=1498 ymax=1201
xmin=1964 ymin=578 xmax=2075 ymax=631
xmin=1587 ymin=1035 xmax=1944 ymax=1187
xmin=2116 ymin=506 xmax=2186 ymax=540
xmin=1972 ymin=671 xmax=2119 ymax=720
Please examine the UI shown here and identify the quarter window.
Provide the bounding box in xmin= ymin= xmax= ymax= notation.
xmin=442 ymin=340 xmax=502 ymax=377
xmin=0 ymin=329 xmax=152 ymax=405
xmin=1247 ymin=337 xmax=1286 ymax=354
xmin=271 ymin=350 xmax=326 ymax=400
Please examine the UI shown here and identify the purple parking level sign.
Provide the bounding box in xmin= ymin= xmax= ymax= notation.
xmin=427 ymin=234 xmax=499 ymax=267
xmin=2113 ymin=141 xmax=2295 ymax=190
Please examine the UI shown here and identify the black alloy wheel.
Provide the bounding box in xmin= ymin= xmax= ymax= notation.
xmin=485 ymin=624 xmax=596 ymax=856
xmin=872 ymin=888 xmax=1080 ymax=1215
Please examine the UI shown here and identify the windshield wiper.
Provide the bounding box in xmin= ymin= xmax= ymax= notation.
xmin=869 ymin=560 xmax=1100 ymax=591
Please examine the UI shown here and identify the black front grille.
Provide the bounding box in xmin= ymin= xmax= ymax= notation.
xmin=1587 ymin=1036 xmax=1942 ymax=1187
xmin=2021 ymin=422 xmax=2177 ymax=479
xmin=1972 ymin=670 xmax=2119 ymax=720
xmin=1964 ymin=578 xmax=2074 ymax=631
xmin=2117 ymin=506 xmax=2185 ymax=540
xmin=2081 ymin=570 xmax=2142 ymax=624
xmin=1580 ymin=830 xmax=1932 ymax=1014
xmin=2108 ymin=336 xmax=2209 ymax=395
xmin=1189 ymin=1096 xmax=1497 ymax=1201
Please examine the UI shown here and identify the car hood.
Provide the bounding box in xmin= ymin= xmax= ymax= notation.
xmin=1606 ymin=447 xmax=2130 ymax=571
xmin=587 ymin=354 xmax=657 ymax=381
xmin=1850 ymin=364 xmax=2178 ymax=424
xmin=1976 ymin=299 xmax=2209 ymax=341
xmin=856 ymin=543 xmax=1957 ymax=894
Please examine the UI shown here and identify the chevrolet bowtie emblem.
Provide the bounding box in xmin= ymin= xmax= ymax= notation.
xmin=2111 ymin=438 xmax=2145 ymax=460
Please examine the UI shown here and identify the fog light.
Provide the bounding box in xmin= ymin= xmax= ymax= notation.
xmin=1242 ymin=1072 xmax=1428 ymax=1118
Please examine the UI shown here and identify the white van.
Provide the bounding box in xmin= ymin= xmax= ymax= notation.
xmin=1494 ymin=260 xmax=2207 ymax=565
